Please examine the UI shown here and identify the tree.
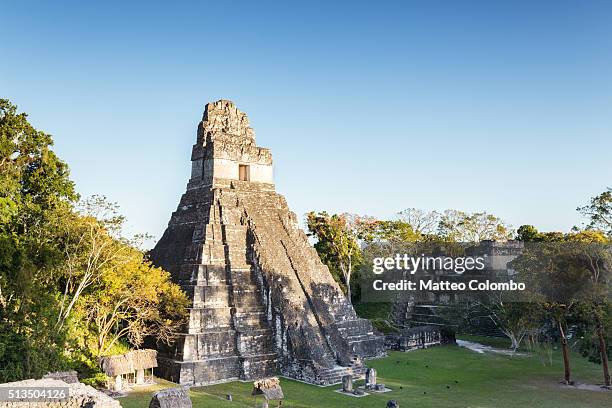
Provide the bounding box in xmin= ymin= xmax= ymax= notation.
xmin=306 ymin=212 xmax=377 ymax=303
xmin=514 ymin=227 xmax=611 ymax=386
xmin=54 ymin=196 xmax=130 ymax=330
xmin=55 ymin=196 xmax=189 ymax=357
xmin=578 ymin=188 xmax=612 ymax=236
xmin=516 ymin=225 xmax=583 ymax=243
xmin=0 ymin=99 xmax=188 ymax=381
xmin=512 ymin=241 xmax=596 ymax=384
xmin=516 ymin=225 xmax=541 ymax=242
xmin=438 ymin=210 xmax=513 ymax=242
xmin=396 ymin=208 xmax=440 ymax=237
xmin=0 ymin=99 xmax=77 ymax=381
xmin=566 ymin=234 xmax=611 ymax=387
xmin=78 ymin=249 xmax=188 ymax=357
xmin=375 ymin=208 xmax=440 ymax=243
xmin=464 ymin=295 xmax=543 ymax=351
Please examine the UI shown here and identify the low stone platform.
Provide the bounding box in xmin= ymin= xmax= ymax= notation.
xmin=385 ymin=325 xmax=455 ymax=351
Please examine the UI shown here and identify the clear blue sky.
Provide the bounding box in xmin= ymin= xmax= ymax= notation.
xmin=2 ymin=1 xmax=611 ymax=246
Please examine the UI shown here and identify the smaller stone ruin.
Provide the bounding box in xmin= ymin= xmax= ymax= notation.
xmin=336 ymin=374 xmax=365 ymax=396
xmin=99 ymin=349 xmax=158 ymax=391
xmin=385 ymin=325 xmax=454 ymax=351
xmin=252 ymin=377 xmax=284 ymax=407
xmin=0 ymin=378 xmax=120 ymax=408
xmin=387 ymin=400 xmax=399 ymax=408
xmin=149 ymin=387 xmax=192 ymax=408
xmin=42 ymin=371 xmax=79 ymax=384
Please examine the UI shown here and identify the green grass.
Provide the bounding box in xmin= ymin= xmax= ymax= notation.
xmin=120 ymin=344 xmax=611 ymax=408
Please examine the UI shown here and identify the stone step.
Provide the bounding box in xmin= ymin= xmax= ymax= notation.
xmin=236 ymin=329 xmax=275 ymax=355
xmin=239 ymin=352 xmax=278 ymax=360
xmin=221 ymin=224 xmax=248 ymax=244
xmin=345 ymin=334 xmax=378 ymax=343
xmin=189 ymin=356 xmax=242 ymax=386
xmin=224 ymin=248 xmax=250 ymax=266
xmin=229 ymin=268 xmax=254 ymax=283
xmin=184 ymin=331 xmax=238 ymax=360
xmin=233 ymin=311 xmax=269 ymax=330
xmin=314 ymin=365 xmax=366 ymax=385
xmin=226 ymin=261 xmax=251 ymax=270
xmin=200 ymin=243 xmax=226 ymax=265
xmin=189 ymin=285 xmax=230 ymax=307
xmin=240 ymin=353 xmax=279 ymax=381
xmin=232 ymin=286 xmax=264 ymax=308
xmin=335 ymin=319 xmax=376 ymax=337
xmin=194 ymin=264 xmax=228 ymax=285
xmin=188 ymin=307 xmax=233 ymax=332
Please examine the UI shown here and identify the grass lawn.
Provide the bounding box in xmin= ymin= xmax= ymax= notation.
xmin=120 ymin=341 xmax=611 ymax=408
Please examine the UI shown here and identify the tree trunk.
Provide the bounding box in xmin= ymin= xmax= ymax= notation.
xmin=509 ymin=334 xmax=519 ymax=351
xmin=597 ymin=322 xmax=611 ymax=387
xmin=340 ymin=260 xmax=352 ymax=305
xmin=345 ymin=274 xmax=352 ymax=305
xmin=559 ymin=321 xmax=572 ymax=384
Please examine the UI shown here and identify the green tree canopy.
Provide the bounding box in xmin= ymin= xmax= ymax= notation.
xmin=578 ymin=188 xmax=612 ymax=237
xmin=0 ymin=99 xmax=188 ymax=383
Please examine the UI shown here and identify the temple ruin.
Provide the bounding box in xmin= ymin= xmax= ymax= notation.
xmin=150 ymin=100 xmax=384 ymax=386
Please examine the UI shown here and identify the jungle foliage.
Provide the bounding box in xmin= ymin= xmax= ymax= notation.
xmin=0 ymin=99 xmax=188 ymax=382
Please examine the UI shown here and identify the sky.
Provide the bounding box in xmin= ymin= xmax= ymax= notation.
xmin=1 ymin=1 xmax=611 ymax=246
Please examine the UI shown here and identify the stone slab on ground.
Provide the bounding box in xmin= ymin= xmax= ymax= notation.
xmin=333 ymin=389 xmax=370 ymax=397
xmin=358 ymin=385 xmax=393 ymax=393
xmin=149 ymin=387 xmax=192 ymax=408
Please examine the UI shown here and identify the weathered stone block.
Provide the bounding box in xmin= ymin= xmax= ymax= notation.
xmin=149 ymin=387 xmax=192 ymax=408
xmin=365 ymin=368 xmax=377 ymax=387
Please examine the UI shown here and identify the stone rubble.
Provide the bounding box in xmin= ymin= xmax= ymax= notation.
xmin=42 ymin=372 xmax=79 ymax=384
xmin=251 ymin=377 xmax=283 ymax=401
xmin=0 ymin=378 xmax=120 ymax=408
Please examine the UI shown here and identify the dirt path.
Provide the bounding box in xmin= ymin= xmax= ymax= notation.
xmin=456 ymin=339 xmax=527 ymax=356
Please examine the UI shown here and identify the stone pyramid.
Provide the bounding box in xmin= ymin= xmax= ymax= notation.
xmin=150 ymin=100 xmax=384 ymax=386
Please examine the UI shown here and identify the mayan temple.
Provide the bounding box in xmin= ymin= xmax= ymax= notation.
xmin=150 ymin=100 xmax=384 ymax=386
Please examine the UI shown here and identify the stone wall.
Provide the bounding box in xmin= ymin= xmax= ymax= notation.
xmin=385 ymin=326 xmax=455 ymax=352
